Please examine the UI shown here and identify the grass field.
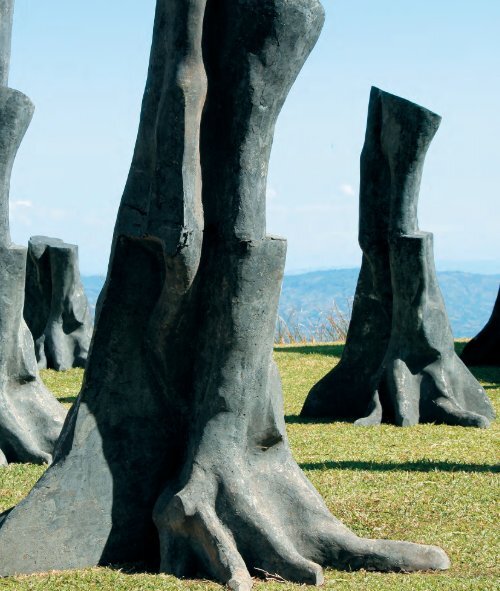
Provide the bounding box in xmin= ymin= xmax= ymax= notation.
xmin=0 ymin=343 xmax=498 ymax=590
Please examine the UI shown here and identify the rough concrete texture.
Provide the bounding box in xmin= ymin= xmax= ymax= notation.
xmin=24 ymin=235 xmax=93 ymax=370
xmin=461 ymin=286 xmax=500 ymax=366
xmin=0 ymin=3 xmax=449 ymax=585
xmin=301 ymin=87 xmax=494 ymax=428
xmin=0 ymin=0 xmax=13 ymax=87
xmin=0 ymin=2 xmax=66 ymax=465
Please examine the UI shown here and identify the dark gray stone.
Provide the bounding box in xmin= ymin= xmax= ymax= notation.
xmin=0 ymin=1 xmax=66 ymax=465
xmin=302 ymin=87 xmax=495 ymax=428
xmin=0 ymin=244 xmax=66 ymax=464
xmin=24 ymin=235 xmax=93 ymax=371
xmin=460 ymin=286 xmax=500 ymax=366
xmin=0 ymin=4 xmax=449 ymax=584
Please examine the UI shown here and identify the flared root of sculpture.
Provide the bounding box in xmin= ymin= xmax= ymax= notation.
xmin=356 ymin=234 xmax=494 ymax=429
xmin=153 ymin=239 xmax=449 ymax=587
xmin=156 ymin=447 xmax=449 ymax=587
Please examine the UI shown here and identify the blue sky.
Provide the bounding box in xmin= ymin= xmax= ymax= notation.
xmin=7 ymin=0 xmax=500 ymax=275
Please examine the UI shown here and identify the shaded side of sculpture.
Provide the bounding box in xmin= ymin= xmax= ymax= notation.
xmin=302 ymin=87 xmax=494 ymax=428
xmin=0 ymin=0 xmax=66 ymax=466
xmin=460 ymin=286 xmax=500 ymax=367
xmin=24 ymin=235 xmax=93 ymax=370
xmin=0 ymin=1 xmax=450 ymax=586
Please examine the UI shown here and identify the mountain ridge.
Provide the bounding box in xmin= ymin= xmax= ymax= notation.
xmin=82 ymin=269 xmax=500 ymax=338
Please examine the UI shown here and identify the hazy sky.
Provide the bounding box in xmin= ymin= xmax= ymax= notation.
xmin=8 ymin=0 xmax=500 ymax=275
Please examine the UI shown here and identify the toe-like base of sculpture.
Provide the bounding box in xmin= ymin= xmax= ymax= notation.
xmin=357 ymin=234 xmax=494 ymax=428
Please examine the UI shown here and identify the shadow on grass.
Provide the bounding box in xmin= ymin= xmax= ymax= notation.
xmin=286 ymin=415 xmax=339 ymax=424
xmin=106 ymin=562 xmax=159 ymax=576
xmin=58 ymin=396 xmax=78 ymax=405
xmin=300 ymin=460 xmax=500 ymax=473
xmin=274 ymin=344 xmax=345 ymax=357
xmin=468 ymin=366 xmax=500 ymax=386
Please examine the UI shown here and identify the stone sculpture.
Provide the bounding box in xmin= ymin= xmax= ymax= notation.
xmin=460 ymin=286 xmax=500 ymax=366
xmin=0 ymin=0 xmax=66 ymax=465
xmin=24 ymin=235 xmax=93 ymax=370
xmin=301 ymin=87 xmax=495 ymax=428
xmin=0 ymin=2 xmax=450 ymax=584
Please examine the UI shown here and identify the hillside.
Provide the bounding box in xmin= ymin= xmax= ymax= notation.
xmin=83 ymin=269 xmax=500 ymax=338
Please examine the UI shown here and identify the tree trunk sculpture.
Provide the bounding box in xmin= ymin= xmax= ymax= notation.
xmin=301 ymin=87 xmax=494 ymax=428
xmin=24 ymin=235 xmax=93 ymax=370
xmin=0 ymin=3 xmax=450 ymax=584
xmin=0 ymin=0 xmax=66 ymax=465
xmin=460 ymin=286 xmax=500 ymax=366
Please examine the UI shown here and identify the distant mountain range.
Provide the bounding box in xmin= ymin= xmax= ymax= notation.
xmin=82 ymin=269 xmax=500 ymax=339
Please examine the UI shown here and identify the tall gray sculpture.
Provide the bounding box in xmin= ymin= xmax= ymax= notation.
xmin=0 ymin=3 xmax=449 ymax=585
xmin=0 ymin=0 xmax=66 ymax=465
xmin=24 ymin=235 xmax=93 ymax=370
xmin=460 ymin=286 xmax=500 ymax=366
xmin=302 ymin=87 xmax=495 ymax=428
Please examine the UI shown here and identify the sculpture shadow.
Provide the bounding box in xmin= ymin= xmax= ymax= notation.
xmin=467 ymin=365 xmax=500 ymax=386
xmin=285 ymin=415 xmax=335 ymax=424
xmin=300 ymin=460 xmax=500 ymax=473
xmin=58 ymin=396 xmax=78 ymax=405
xmin=274 ymin=344 xmax=345 ymax=357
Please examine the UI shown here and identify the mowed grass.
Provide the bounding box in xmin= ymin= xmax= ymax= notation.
xmin=0 ymin=343 xmax=498 ymax=591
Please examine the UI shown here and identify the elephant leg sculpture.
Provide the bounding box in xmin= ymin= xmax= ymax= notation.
xmin=0 ymin=2 xmax=449 ymax=585
xmin=302 ymin=87 xmax=494 ymax=428
xmin=0 ymin=0 xmax=65 ymax=465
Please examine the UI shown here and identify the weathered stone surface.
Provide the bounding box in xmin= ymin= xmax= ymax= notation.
xmin=0 ymin=244 xmax=66 ymax=464
xmin=0 ymin=4 xmax=449 ymax=585
xmin=461 ymin=286 xmax=500 ymax=366
xmin=24 ymin=235 xmax=93 ymax=370
xmin=0 ymin=0 xmax=13 ymax=88
xmin=0 ymin=1 xmax=66 ymax=465
xmin=302 ymin=87 xmax=494 ymax=428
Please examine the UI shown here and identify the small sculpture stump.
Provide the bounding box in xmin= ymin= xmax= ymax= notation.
xmin=24 ymin=235 xmax=93 ymax=370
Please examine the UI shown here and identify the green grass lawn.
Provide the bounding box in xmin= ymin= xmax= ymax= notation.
xmin=0 ymin=343 xmax=498 ymax=590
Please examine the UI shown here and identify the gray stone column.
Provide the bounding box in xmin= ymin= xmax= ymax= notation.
xmin=0 ymin=0 xmax=66 ymax=465
xmin=302 ymin=87 xmax=494 ymax=428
